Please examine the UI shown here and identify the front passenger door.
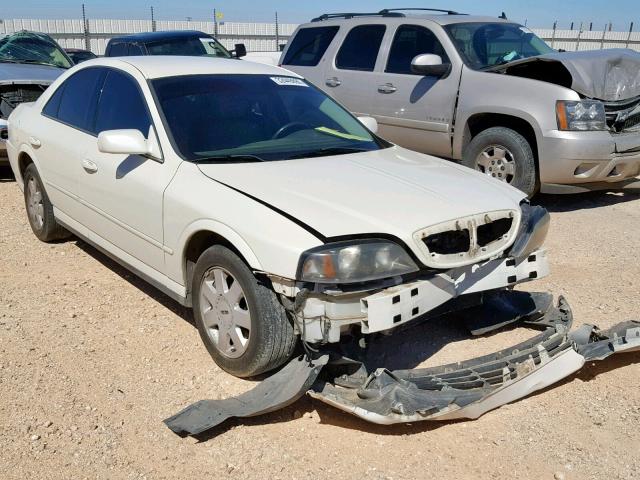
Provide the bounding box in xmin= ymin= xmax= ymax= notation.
xmin=77 ymin=68 xmax=179 ymax=273
xmin=370 ymin=24 xmax=461 ymax=158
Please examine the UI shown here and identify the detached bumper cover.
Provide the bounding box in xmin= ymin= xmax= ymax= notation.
xmin=165 ymin=293 xmax=640 ymax=436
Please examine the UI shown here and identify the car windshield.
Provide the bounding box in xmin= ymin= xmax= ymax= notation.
xmin=0 ymin=32 xmax=72 ymax=69
xmin=444 ymin=22 xmax=554 ymax=70
xmin=145 ymin=37 xmax=231 ymax=58
xmin=151 ymin=74 xmax=383 ymax=162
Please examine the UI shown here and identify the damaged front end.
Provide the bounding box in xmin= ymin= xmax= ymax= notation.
xmin=164 ymin=291 xmax=640 ymax=435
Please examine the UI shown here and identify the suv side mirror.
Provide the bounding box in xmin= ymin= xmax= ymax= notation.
xmin=233 ymin=43 xmax=247 ymax=58
xmin=411 ymin=54 xmax=452 ymax=78
xmin=357 ymin=116 xmax=378 ymax=134
xmin=97 ymin=128 xmax=162 ymax=162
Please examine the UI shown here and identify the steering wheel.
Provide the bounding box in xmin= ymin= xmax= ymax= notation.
xmin=271 ymin=122 xmax=312 ymax=140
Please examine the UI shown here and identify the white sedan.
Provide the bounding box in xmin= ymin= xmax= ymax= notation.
xmin=6 ymin=56 xmax=550 ymax=377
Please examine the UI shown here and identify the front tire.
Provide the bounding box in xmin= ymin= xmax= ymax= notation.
xmin=192 ymin=245 xmax=297 ymax=377
xmin=23 ymin=163 xmax=70 ymax=242
xmin=462 ymin=127 xmax=538 ymax=197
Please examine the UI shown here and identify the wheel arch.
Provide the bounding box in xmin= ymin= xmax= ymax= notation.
xmin=178 ymin=222 xmax=264 ymax=304
xmin=461 ymin=113 xmax=540 ymax=173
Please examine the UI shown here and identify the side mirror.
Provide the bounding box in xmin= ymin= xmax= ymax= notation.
xmin=410 ymin=54 xmax=452 ymax=78
xmin=97 ymin=128 xmax=162 ymax=161
xmin=357 ymin=116 xmax=378 ymax=134
xmin=233 ymin=43 xmax=247 ymax=58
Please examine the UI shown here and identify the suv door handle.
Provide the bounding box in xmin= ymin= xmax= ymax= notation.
xmin=377 ymin=83 xmax=397 ymax=94
xmin=325 ymin=77 xmax=342 ymax=88
xmin=81 ymin=159 xmax=98 ymax=174
xmin=29 ymin=137 xmax=41 ymax=148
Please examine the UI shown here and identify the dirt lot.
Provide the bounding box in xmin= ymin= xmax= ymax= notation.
xmin=1 ymin=165 xmax=639 ymax=480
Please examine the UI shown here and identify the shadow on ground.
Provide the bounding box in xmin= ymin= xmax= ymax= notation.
xmin=535 ymin=189 xmax=640 ymax=212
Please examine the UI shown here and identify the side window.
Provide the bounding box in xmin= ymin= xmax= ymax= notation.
xmin=282 ymin=26 xmax=339 ymax=66
xmin=108 ymin=42 xmax=128 ymax=56
xmin=336 ymin=25 xmax=386 ymax=72
xmin=386 ymin=25 xmax=450 ymax=75
xmin=42 ymin=84 xmax=65 ymax=118
xmin=128 ymin=43 xmax=145 ymax=55
xmin=56 ymin=68 xmax=106 ymax=132
xmin=95 ymin=69 xmax=152 ymax=136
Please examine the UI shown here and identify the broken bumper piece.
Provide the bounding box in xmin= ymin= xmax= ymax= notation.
xmin=164 ymin=294 xmax=640 ymax=436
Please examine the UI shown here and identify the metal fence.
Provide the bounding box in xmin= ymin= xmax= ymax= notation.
xmin=0 ymin=18 xmax=298 ymax=54
xmin=1 ymin=18 xmax=639 ymax=54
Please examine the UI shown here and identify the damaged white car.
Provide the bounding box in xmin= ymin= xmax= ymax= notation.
xmin=7 ymin=56 xmax=549 ymax=377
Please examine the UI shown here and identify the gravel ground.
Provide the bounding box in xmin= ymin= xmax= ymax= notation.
xmin=1 ymin=165 xmax=639 ymax=480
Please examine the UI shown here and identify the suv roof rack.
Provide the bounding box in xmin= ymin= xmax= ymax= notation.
xmin=311 ymin=12 xmax=405 ymax=22
xmin=311 ymin=8 xmax=465 ymax=22
xmin=378 ymin=8 xmax=464 ymax=15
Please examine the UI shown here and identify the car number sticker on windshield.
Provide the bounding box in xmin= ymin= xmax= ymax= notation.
xmin=270 ymin=76 xmax=308 ymax=87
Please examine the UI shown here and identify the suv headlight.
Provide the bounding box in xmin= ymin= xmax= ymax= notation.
xmin=556 ymin=100 xmax=606 ymax=131
xmin=298 ymin=240 xmax=419 ymax=284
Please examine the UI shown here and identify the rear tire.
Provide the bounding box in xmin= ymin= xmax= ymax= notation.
xmin=462 ymin=127 xmax=538 ymax=197
xmin=23 ymin=163 xmax=70 ymax=242
xmin=192 ymin=245 xmax=297 ymax=378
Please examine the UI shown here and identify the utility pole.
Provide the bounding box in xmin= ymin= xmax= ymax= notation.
xmin=151 ymin=6 xmax=156 ymax=32
xmin=81 ymin=3 xmax=90 ymax=51
xmin=214 ymin=8 xmax=218 ymax=37
xmin=626 ymin=22 xmax=634 ymax=48
xmin=275 ymin=11 xmax=280 ymax=51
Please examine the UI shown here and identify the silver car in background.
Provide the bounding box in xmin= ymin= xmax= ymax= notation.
xmin=281 ymin=8 xmax=640 ymax=196
xmin=0 ymin=31 xmax=71 ymax=166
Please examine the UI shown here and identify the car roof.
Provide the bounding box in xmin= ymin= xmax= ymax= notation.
xmin=74 ymin=56 xmax=301 ymax=80
xmin=305 ymin=13 xmax=513 ymax=27
xmin=108 ymin=30 xmax=212 ymax=43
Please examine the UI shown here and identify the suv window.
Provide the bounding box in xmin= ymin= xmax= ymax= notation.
xmin=282 ymin=26 xmax=339 ymax=66
xmin=386 ymin=25 xmax=449 ymax=74
xmin=108 ymin=42 xmax=128 ymax=56
xmin=336 ymin=25 xmax=386 ymax=71
xmin=54 ymin=67 xmax=106 ymax=132
xmin=95 ymin=70 xmax=152 ymax=135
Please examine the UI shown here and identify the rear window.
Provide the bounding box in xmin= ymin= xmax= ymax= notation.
xmin=55 ymin=67 xmax=106 ymax=132
xmin=282 ymin=26 xmax=339 ymax=66
xmin=336 ymin=25 xmax=386 ymax=72
xmin=107 ymin=42 xmax=128 ymax=56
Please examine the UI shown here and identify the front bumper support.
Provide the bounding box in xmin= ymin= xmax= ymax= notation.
xmin=164 ymin=292 xmax=639 ymax=436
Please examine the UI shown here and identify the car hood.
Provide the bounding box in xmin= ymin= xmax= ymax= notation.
xmin=0 ymin=62 xmax=64 ymax=85
xmin=197 ymin=146 xmax=525 ymax=242
xmin=490 ymin=49 xmax=640 ymax=101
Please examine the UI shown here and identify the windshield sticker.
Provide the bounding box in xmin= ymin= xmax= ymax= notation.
xmin=270 ymin=76 xmax=308 ymax=87
xmin=315 ymin=127 xmax=369 ymax=141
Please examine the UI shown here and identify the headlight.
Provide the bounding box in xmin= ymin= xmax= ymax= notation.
xmin=556 ymin=100 xmax=606 ymax=131
xmin=298 ymin=240 xmax=419 ymax=284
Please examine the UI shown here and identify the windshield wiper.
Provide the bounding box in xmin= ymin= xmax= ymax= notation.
xmin=286 ymin=147 xmax=369 ymax=160
xmin=192 ymin=154 xmax=266 ymax=164
xmin=0 ymin=58 xmax=62 ymax=68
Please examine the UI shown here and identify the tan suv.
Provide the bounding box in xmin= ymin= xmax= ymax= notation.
xmin=280 ymin=8 xmax=640 ymax=196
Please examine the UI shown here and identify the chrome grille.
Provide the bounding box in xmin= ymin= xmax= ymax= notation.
xmin=604 ymin=95 xmax=640 ymax=132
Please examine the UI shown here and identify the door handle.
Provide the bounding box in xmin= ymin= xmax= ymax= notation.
xmin=29 ymin=137 xmax=41 ymax=148
xmin=325 ymin=77 xmax=342 ymax=88
xmin=81 ymin=159 xmax=98 ymax=174
xmin=377 ymin=83 xmax=397 ymax=94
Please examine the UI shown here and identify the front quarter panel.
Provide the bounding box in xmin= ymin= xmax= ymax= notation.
xmin=453 ymin=67 xmax=581 ymax=159
xmin=163 ymin=162 xmax=324 ymax=286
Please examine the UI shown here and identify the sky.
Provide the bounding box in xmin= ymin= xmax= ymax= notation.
xmin=1 ymin=0 xmax=639 ymax=29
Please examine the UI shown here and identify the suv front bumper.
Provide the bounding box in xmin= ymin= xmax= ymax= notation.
xmin=540 ymin=130 xmax=640 ymax=193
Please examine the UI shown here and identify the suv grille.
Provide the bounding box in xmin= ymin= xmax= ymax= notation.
xmin=414 ymin=210 xmax=519 ymax=269
xmin=604 ymin=95 xmax=640 ymax=132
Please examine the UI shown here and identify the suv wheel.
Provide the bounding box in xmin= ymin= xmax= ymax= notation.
xmin=192 ymin=245 xmax=297 ymax=377
xmin=23 ymin=163 xmax=70 ymax=242
xmin=463 ymin=127 xmax=538 ymax=197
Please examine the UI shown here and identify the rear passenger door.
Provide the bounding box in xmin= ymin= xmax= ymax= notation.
xmin=280 ymin=25 xmax=340 ymax=89
xmin=370 ymin=24 xmax=462 ymax=158
xmin=322 ymin=24 xmax=386 ymax=115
